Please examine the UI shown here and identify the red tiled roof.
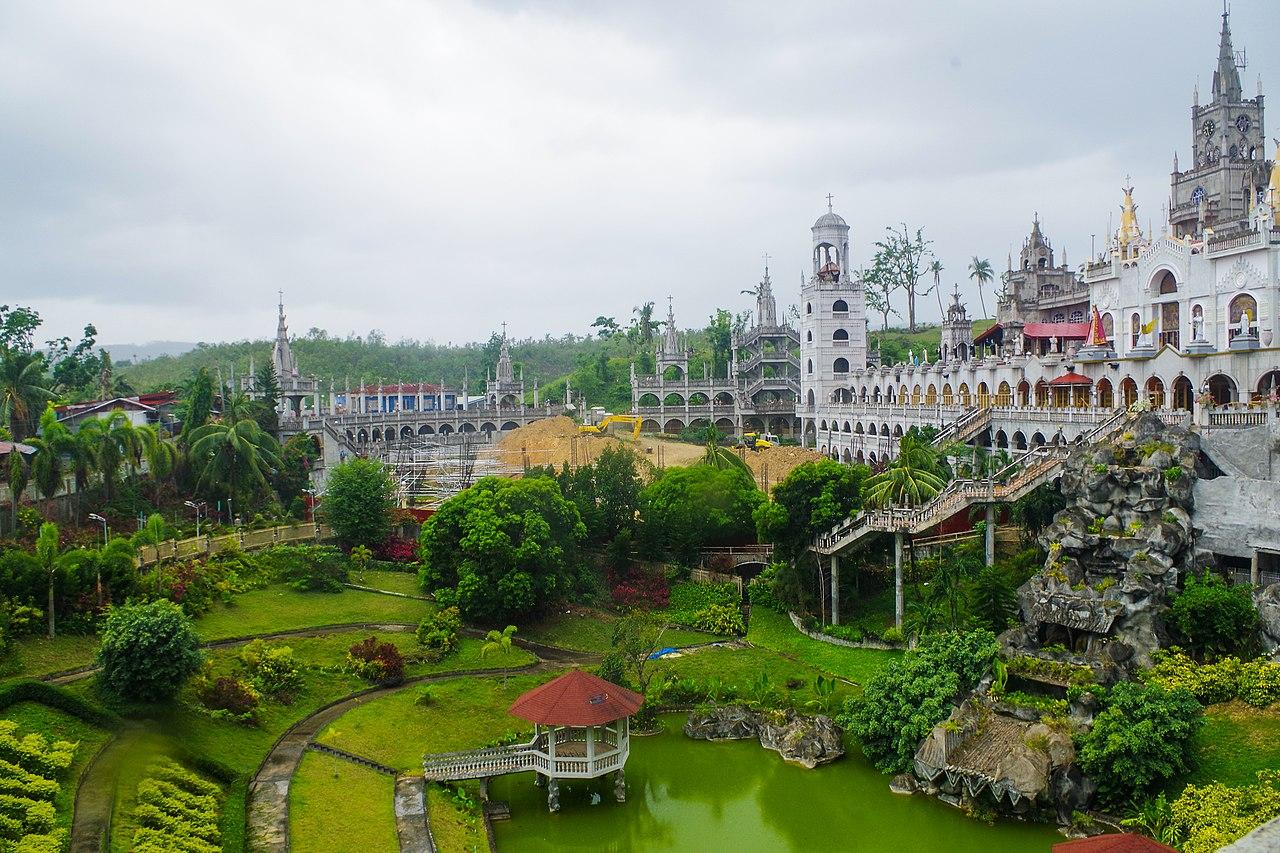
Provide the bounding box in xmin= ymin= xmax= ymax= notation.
xmin=1052 ymin=833 xmax=1177 ymax=853
xmin=509 ymin=669 xmax=644 ymax=726
xmin=973 ymin=322 xmax=1002 ymax=345
xmin=0 ymin=441 xmax=36 ymax=456
xmin=1024 ymin=322 xmax=1091 ymax=339
xmin=1049 ymin=370 xmax=1092 ymax=386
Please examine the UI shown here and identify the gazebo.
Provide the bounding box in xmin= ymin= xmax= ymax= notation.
xmin=1051 ymin=833 xmax=1177 ymax=852
xmin=509 ymin=669 xmax=644 ymax=812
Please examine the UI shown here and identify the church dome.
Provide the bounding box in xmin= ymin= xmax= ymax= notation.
xmin=813 ymin=211 xmax=847 ymax=228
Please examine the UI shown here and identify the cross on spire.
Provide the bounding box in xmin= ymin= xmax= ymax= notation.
xmin=762 ymin=252 xmax=771 ymax=274
xmin=501 ymin=321 xmax=507 ymax=340
xmin=826 ymin=193 xmax=834 ymax=212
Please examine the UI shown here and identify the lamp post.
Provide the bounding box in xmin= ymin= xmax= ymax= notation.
xmin=87 ymin=513 xmax=108 ymax=605
xmin=184 ymin=500 xmax=206 ymax=539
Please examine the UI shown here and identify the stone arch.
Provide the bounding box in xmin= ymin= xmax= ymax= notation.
xmin=868 ymin=451 xmax=878 ymax=465
xmin=1207 ymin=372 xmax=1238 ymax=405
xmin=899 ymin=385 xmax=909 ymax=403
xmin=941 ymin=383 xmax=954 ymax=405
xmin=806 ymin=330 xmax=812 ymax=342
xmin=807 ymin=359 xmax=814 ymax=375
xmin=832 ymin=299 xmax=849 ymax=313
xmin=996 ymin=381 xmax=1012 ymax=407
xmin=438 ymin=423 xmax=454 ymax=435
xmin=459 ymin=422 xmax=477 ymax=433
xmin=498 ymin=394 xmax=520 ymax=410
xmin=638 ymin=392 xmax=661 ymax=407
xmin=977 ymin=382 xmax=991 ymax=407
xmin=715 ymin=417 xmax=734 ymax=433
xmin=819 ymin=420 xmax=828 ymax=431
xmin=911 ymin=384 xmax=922 ymax=405
xmin=859 ymin=386 xmax=870 ymax=403
xmin=856 ymin=450 xmax=865 ymax=464
xmin=1154 ymin=269 xmax=1178 ymax=294
xmin=1171 ymin=375 xmax=1194 ymax=411
xmin=480 ymin=422 xmax=497 ymax=433
xmin=833 ymin=357 xmax=849 ymax=374
xmin=1035 ymin=379 xmax=1050 ymax=407
xmin=1228 ymin=293 xmax=1259 ymax=340
xmin=833 ymin=328 xmax=849 ymax=342
xmin=958 ymin=383 xmax=971 ymax=407
xmin=1017 ymin=380 xmax=1031 ymax=407
xmin=995 ymin=429 xmax=1008 ymax=449
xmin=855 ymin=422 xmax=865 ymax=434
xmin=1258 ymin=370 xmax=1280 ymax=401
xmin=1013 ymin=431 xmax=1027 ymax=450
xmin=879 ymin=424 xmax=890 ymax=437
xmin=688 ymin=392 xmax=710 ymax=405
xmin=641 ymin=418 xmax=661 ymax=433
xmin=689 ymin=417 xmax=711 ymax=431
xmin=371 ymin=428 xmax=382 ymax=442
xmin=346 ymin=430 xmax=356 ymax=443
xmin=501 ymin=421 xmax=520 ymax=431
xmin=714 ymin=391 xmax=734 ymax=405
xmin=662 ymin=364 xmax=685 ymax=381
xmin=842 ymin=421 xmax=852 ymax=433
xmin=1145 ymin=375 xmax=1165 ymax=408
xmin=925 ymin=384 xmax=937 ymax=405
xmin=892 ymin=423 xmax=904 ymax=438
xmin=1096 ymin=377 xmax=1114 ymax=409
xmin=357 ymin=429 xmax=369 ymax=443
xmin=1120 ymin=377 xmax=1139 ymax=407
xmin=663 ymin=418 xmax=684 ymax=434
xmin=417 ymin=424 xmax=436 ymax=435
xmin=841 ymin=448 xmax=852 ymax=463
xmin=400 ymin=425 xmax=414 ymax=439
xmin=663 ymin=392 xmax=686 ymax=406
xmin=1031 ymin=431 xmax=1046 ymax=447
xmin=806 ymin=389 xmax=815 ymax=408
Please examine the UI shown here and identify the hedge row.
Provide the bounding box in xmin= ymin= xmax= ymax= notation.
xmin=131 ymin=759 xmax=223 ymax=853
xmin=0 ymin=680 xmax=121 ymax=730
xmin=0 ymin=719 xmax=77 ymax=849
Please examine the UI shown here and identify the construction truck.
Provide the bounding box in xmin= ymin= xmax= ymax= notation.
xmin=739 ymin=432 xmax=778 ymax=450
xmin=578 ymin=414 xmax=643 ymax=440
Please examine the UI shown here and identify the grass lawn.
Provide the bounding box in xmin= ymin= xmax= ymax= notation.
xmin=290 ymin=750 xmax=398 ymax=853
xmin=1185 ymin=701 xmax=1280 ymax=788
xmin=195 ymin=584 xmax=435 ymax=640
xmin=316 ymin=672 xmax=558 ymax=773
xmin=1 ymin=634 xmax=101 ymax=678
xmin=651 ymin=643 xmax=860 ymax=708
xmin=1 ymin=701 xmax=112 ymax=837
xmin=426 ymin=782 xmax=486 ymax=853
xmin=746 ymin=608 xmax=898 ymax=687
xmin=522 ymin=608 xmax=726 ymax=653
xmin=352 ymin=570 xmax=423 ymax=597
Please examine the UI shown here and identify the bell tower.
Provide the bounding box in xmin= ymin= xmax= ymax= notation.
xmin=1170 ymin=6 xmax=1268 ymax=238
xmin=800 ymin=198 xmax=865 ymax=415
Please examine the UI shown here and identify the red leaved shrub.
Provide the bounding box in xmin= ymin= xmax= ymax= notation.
xmin=608 ymin=566 xmax=669 ymax=610
xmin=346 ymin=636 xmax=406 ymax=686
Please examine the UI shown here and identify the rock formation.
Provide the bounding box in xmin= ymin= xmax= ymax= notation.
xmin=683 ymin=705 xmax=844 ymax=768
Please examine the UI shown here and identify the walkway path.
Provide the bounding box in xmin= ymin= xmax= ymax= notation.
xmin=69 ymin=724 xmax=146 ymax=853
xmin=394 ymin=776 xmax=434 ymax=853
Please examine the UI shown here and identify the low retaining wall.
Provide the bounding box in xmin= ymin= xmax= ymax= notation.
xmin=787 ymin=612 xmax=903 ymax=651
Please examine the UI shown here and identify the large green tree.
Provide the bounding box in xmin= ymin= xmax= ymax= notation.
xmin=321 ymin=457 xmax=396 ymax=549
xmin=419 ymin=476 xmax=586 ymax=623
xmin=0 ymin=349 xmax=53 ymax=440
xmin=755 ymin=458 xmax=868 ymax=565
xmin=187 ymin=412 xmax=282 ymax=516
xmin=97 ymin=600 xmax=204 ymax=703
xmin=637 ymin=464 xmax=763 ymax=564
xmin=76 ymin=411 xmax=143 ymax=501
xmin=869 ymin=223 xmax=934 ymax=332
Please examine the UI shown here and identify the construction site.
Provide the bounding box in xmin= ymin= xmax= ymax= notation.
xmin=377 ymin=416 xmax=824 ymax=509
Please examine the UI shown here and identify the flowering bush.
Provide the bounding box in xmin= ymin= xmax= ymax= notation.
xmin=1142 ymin=648 xmax=1280 ymax=708
xmin=1237 ymin=659 xmax=1280 ymax=708
xmin=375 ymin=536 xmax=418 ymax=564
xmin=608 ymin=567 xmax=669 ymax=610
xmin=346 ymin=636 xmax=405 ymax=686
xmin=236 ymin=640 xmax=303 ymax=703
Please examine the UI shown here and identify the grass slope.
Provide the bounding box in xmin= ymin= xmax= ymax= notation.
xmin=2 ymin=635 xmax=101 ymax=679
xmin=290 ymin=751 xmax=398 ymax=853
xmin=522 ymin=609 xmax=726 ymax=653
xmin=746 ymin=608 xmax=898 ymax=687
xmin=1186 ymin=701 xmax=1280 ymax=788
xmin=195 ymin=584 xmax=434 ymax=640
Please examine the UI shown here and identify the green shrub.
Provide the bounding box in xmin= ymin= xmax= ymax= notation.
xmin=666 ymin=582 xmax=738 ymax=625
xmin=346 ymin=636 xmax=405 ymax=686
xmin=130 ymin=759 xmax=223 ymax=853
xmin=1163 ymin=465 xmax=1184 ymax=482
xmin=415 ymin=607 xmax=462 ymax=662
xmin=195 ymin=674 xmax=260 ymax=725
xmin=0 ymin=722 xmax=76 ymax=779
xmin=236 ymin=640 xmax=303 ymax=702
xmin=747 ymin=565 xmax=784 ymax=613
xmin=1168 ymin=770 xmax=1280 ymax=853
xmin=1077 ymin=681 xmax=1203 ymax=806
xmin=995 ymin=690 xmax=1069 ymax=717
xmin=0 ymin=680 xmax=120 ymax=729
xmin=1170 ymin=573 xmax=1260 ymax=659
xmin=691 ymin=603 xmax=744 ymax=635
xmin=97 ymin=600 xmax=204 ymax=704
xmin=1237 ymin=659 xmax=1280 ymax=708
xmin=880 ymin=626 xmax=905 ymax=645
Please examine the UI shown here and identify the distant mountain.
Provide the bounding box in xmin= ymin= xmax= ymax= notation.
xmin=103 ymin=341 xmax=199 ymax=364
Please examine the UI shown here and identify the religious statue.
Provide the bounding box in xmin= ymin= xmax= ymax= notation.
xmin=1191 ymin=312 xmax=1205 ymax=341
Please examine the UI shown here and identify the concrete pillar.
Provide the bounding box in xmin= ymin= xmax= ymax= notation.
xmin=614 ymin=767 xmax=626 ymax=803
xmin=1252 ymin=550 xmax=1261 ymax=589
xmin=894 ymin=533 xmax=904 ymax=629
xmin=830 ymin=554 xmax=841 ymax=626
xmin=984 ymin=505 xmax=996 ymax=567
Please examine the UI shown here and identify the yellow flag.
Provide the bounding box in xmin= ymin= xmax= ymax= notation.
xmin=1141 ymin=318 xmax=1157 ymax=335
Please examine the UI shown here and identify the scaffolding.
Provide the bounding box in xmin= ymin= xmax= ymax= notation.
xmin=379 ymin=435 xmax=523 ymax=508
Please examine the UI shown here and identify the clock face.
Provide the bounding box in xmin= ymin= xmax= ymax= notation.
xmin=1235 ymin=114 xmax=1251 ymax=133
xmin=1201 ymin=119 xmax=1216 ymax=138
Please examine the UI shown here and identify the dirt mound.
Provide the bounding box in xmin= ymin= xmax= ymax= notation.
xmin=741 ymin=444 xmax=823 ymax=490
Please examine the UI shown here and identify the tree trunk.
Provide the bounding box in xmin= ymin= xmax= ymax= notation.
xmin=47 ymin=578 xmax=55 ymax=639
xmin=894 ymin=532 xmax=904 ymax=629
xmin=907 ymin=288 xmax=916 ymax=332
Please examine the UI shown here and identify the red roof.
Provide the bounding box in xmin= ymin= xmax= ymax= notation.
xmin=973 ymin=322 xmax=1003 ymax=345
xmin=1053 ymin=834 xmax=1177 ymax=853
xmin=1024 ymin=322 xmax=1091 ymax=339
xmin=0 ymin=441 xmax=36 ymax=456
xmin=1049 ymin=370 xmax=1092 ymax=386
xmin=509 ymin=669 xmax=644 ymax=726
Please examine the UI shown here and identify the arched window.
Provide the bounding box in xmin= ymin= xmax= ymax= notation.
xmin=1120 ymin=377 xmax=1138 ymax=407
xmin=996 ymin=381 xmax=1012 ymax=406
xmin=1157 ymin=271 xmax=1177 ymax=294
xmin=806 ymin=330 xmax=812 ymax=342
xmin=1096 ymin=378 xmax=1114 ymax=408
xmin=1069 ymin=310 xmax=1084 ymax=324
xmin=832 ymin=299 xmax=849 ymax=314
xmin=1053 ymin=312 xmax=1065 ymax=323
xmin=806 ymin=359 xmax=813 ymax=375
xmin=1130 ymin=313 xmax=1141 ymax=348
xmin=1101 ymin=312 xmax=1115 ymax=342
xmin=1038 ymin=257 xmax=1048 ymax=269
xmin=1145 ymin=376 xmax=1165 ymax=408
xmin=806 ymin=303 xmax=812 ymax=315
xmin=833 ymin=357 xmax=849 ymax=374
xmin=832 ymin=328 xmax=849 ymax=342
xmin=1229 ymin=293 xmax=1258 ymax=340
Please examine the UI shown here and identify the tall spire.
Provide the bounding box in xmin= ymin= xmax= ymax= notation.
xmin=756 ymin=256 xmax=778 ymax=328
xmin=495 ymin=322 xmax=514 ymax=384
xmin=1212 ymin=2 xmax=1242 ymax=103
xmin=272 ymin=292 xmax=299 ymax=380
xmin=661 ymin=296 xmax=681 ymax=357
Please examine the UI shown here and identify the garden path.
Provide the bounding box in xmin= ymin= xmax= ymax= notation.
xmin=68 ymin=723 xmax=146 ymax=853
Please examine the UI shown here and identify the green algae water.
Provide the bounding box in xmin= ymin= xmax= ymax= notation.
xmin=490 ymin=715 xmax=1060 ymax=852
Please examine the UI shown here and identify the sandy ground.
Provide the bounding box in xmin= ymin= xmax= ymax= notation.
xmin=491 ymin=416 xmax=822 ymax=490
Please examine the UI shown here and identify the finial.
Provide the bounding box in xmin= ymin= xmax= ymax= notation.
xmin=501 ymin=320 xmax=507 ymax=340
xmin=826 ymin=193 xmax=834 ymax=212
xmin=762 ymin=252 xmax=771 ymax=275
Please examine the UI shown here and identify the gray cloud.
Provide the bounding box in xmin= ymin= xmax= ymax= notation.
xmin=3 ymin=0 xmax=1277 ymax=346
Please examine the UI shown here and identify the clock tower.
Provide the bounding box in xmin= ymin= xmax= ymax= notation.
xmin=1169 ymin=7 xmax=1269 ymax=239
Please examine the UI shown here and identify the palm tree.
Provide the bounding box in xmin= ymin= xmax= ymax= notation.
xmin=138 ymin=423 xmax=178 ymax=503
xmin=0 ymin=349 xmax=54 ymax=440
xmin=133 ymin=513 xmax=171 ymax=594
xmin=77 ymin=412 xmax=141 ymax=501
xmin=481 ymin=625 xmax=519 ymax=686
xmin=631 ymin=302 xmax=659 ymax=344
xmin=968 ymin=257 xmax=994 ymax=320
xmin=863 ymin=434 xmax=946 ymax=628
xmin=35 ymin=522 xmax=64 ymax=638
xmin=699 ymin=426 xmax=750 ymax=472
xmin=929 ymin=259 xmax=945 ymax=323
xmin=27 ymin=405 xmax=72 ymax=506
xmin=7 ymin=449 xmax=31 ymax=533
xmin=187 ymin=414 xmax=282 ymax=515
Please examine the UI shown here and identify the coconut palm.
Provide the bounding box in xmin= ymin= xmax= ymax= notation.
xmin=699 ymin=426 xmax=750 ymax=473
xmin=77 ymin=411 xmax=141 ymax=501
xmin=27 ymin=405 xmax=73 ymax=504
xmin=137 ymin=423 xmax=178 ymax=502
xmin=863 ymin=435 xmax=946 ymax=628
xmin=968 ymin=257 xmax=994 ymax=320
xmin=0 ymin=349 xmax=54 ymax=440
xmin=929 ymin=259 xmax=945 ymax=322
xmin=187 ymin=413 xmax=282 ymax=514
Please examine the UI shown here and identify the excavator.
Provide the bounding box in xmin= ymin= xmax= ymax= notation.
xmin=578 ymin=414 xmax=643 ymax=440
xmin=739 ymin=431 xmax=778 ymax=450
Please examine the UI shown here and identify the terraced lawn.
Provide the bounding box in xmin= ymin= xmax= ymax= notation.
xmin=290 ymin=750 xmax=398 ymax=853
xmin=522 ymin=608 xmax=726 ymax=653
xmin=746 ymin=608 xmax=898 ymax=686
xmin=352 ymin=570 xmax=424 ymax=597
xmin=195 ymin=584 xmax=435 ymax=640
xmin=1 ymin=634 xmax=101 ymax=679
xmin=1186 ymin=701 xmax=1280 ymax=788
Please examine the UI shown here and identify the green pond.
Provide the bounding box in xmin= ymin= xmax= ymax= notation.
xmin=491 ymin=714 xmax=1061 ymax=852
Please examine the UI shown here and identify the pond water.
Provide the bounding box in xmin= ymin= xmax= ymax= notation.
xmin=490 ymin=715 xmax=1061 ymax=852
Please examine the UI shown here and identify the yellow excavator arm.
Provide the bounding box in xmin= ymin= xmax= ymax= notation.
xmin=577 ymin=415 xmax=642 ymax=439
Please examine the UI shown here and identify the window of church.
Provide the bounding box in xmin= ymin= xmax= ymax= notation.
xmin=1157 ymin=271 xmax=1177 ymax=294
xmin=806 ymin=331 xmax=812 ymax=342
xmin=806 ymin=303 xmax=812 ymax=314
xmin=806 ymin=359 xmax=813 ymax=374
xmin=832 ymin=328 xmax=849 ymax=342
xmin=1053 ymin=313 xmax=1065 ymax=323
xmin=833 ymin=357 xmax=849 ymax=374
xmin=1069 ymin=310 xmax=1084 ymax=324
xmin=832 ymin=299 xmax=849 ymax=314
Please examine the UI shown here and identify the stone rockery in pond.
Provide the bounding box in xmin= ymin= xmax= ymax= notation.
xmin=1002 ymin=412 xmax=1206 ymax=677
xmin=683 ymin=705 xmax=844 ymax=769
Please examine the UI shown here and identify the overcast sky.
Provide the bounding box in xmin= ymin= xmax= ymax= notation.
xmin=4 ymin=1 xmax=1278 ymax=348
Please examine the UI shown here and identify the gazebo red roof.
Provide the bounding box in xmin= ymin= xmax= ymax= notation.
xmin=1049 ymin=369 xmax=1093 ymax=387
xmin=509 ymin=670 xmax=644 ymax=727
xmin=1052 ymin=833 xmax=1177 ymax=853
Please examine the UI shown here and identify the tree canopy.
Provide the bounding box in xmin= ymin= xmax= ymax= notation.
xmin=321 ymin=457 xmax=397 ymax=550
xmin=97 ymin=600 xmax=204 ymax=703
xmin=755 ymin=458 xmax=868 ymax=565
xmin=636 ymin=464 xmax=763 ymax=564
